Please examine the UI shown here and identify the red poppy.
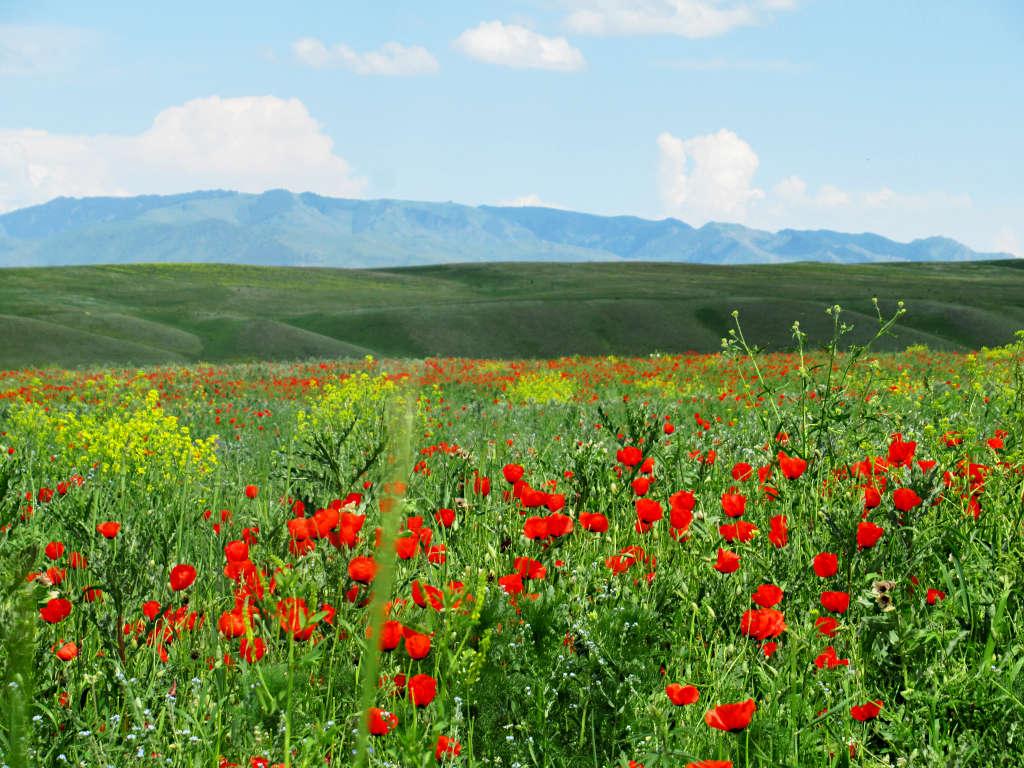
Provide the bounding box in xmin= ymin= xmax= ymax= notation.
xmin=687 ymin=761 xmax=732 ymax=768
xmin=405 ymin=632 xmax=431 ymax=659
xmin=435 ymin=508 xmax=455 ymax=528
xmin=96 ymin=521 xmax=121 ymax=539
xmin=665 ymin=683 xmax=699 ymax=705
xmin=813 ymin=646 xmax=849 ymax=669
xmin=731 ymin=462 xmax=753 ymax=481
xmin=856 ymin=521 xmax=885 ymax=549
xmin=546 ymin=513 xmax=573 ymax=537
xmin=244 ymin=484 xmax=259 ymax=499
xmin=143 ymin=600 xmax=161 ymax=621
xmin=778 ymin=452 xmax=807 ymax=479
xmin=378 ymin=620 xmax=403 ymax=651
xmin=367 ymin=707 xmax=398 ymax=735
xmin=240 ymin=637 xmax=266 ymax=663
xmin=169 ymin=564 xmax=197 ymax=591
xmin=498 ymin=574 xmax=524 ymax=595
xmin=893 ymin=488 xmax=922 ymax=512
xmin=40 ymin=598 xmax=72 ymax=623
xmin=751 ymin=584 xmax=783 ymax=608
xmin=739 ymin=608 xmax=786 ymax=640
xmin=632 ymin=477 xmax=651 ymax=496
xmin=713 ymin=548 xmax=740 ymax=574
xmin=348 ymin=556 xmax=378 ymax=584
xmin=407 ymin=673 xmax=437 ymax=706
xmin=579 ymin=511 xmax=609 ymax=532
xmin=719 ymin=521 xmax=758 ymax=543
xmin=814 ymin=617 xmax=839 ymax=637
xmin=887 ymin=436 xmax=916 ymax=466
xmin=617 ymin=446 xmax=643 ymax=467
xmin=636 ymin=498 xmax=663 ymax=523
xmin=820 ymin=591 xmax=850 ymax=614
xmin=812 ymin=553 xmax=838 ymax=578
xmin=850 ymin=700 xmax=883 ymax=721
xmin=768 ymin=514 xmax=788 ymax=548
xmin=720 ymin=493 xmax=746 ymax=518
xmin=225 ymin=540 xmax=249 ymax=562
xmin=926 ymin=589 xmax=946 ymax=605
xmin=45 ymin=541 xmax=65 ymax=560
xmin=69 ymin=552 xmax=87 ymax=569
xmin=705 ymin=698 xmax=756 ymax=732
xmin=474 ymin=476 xmax=491 ymax=495
xmin=502 ymin=464 xmax=525 ymax=483
xmin=395 ymin=536 xmax=419 ymax=559
xmin=436 ymin=735 xmax=462 ymax=760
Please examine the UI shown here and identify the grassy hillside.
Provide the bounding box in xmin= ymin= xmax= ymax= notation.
xmin=1 ymin=260 xmax=1022 ymax=368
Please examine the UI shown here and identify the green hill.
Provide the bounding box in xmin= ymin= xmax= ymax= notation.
xmin=1 ymin=261 xmax=1022 ymax=368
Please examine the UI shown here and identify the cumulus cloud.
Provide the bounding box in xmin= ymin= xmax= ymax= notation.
xmin=562 ymin=0 xmax=794 ymax=38
xmin=497 ymin=193 xmax=569 ymax=209
xmin=657 ymin=129 xmax=764 ymax=224
xmin=292 ymin=38 xmax=439 ymax=75
xmin=0 ymin=95 xmax=366 ymax=214
xmin=453 ymin=21 xmax=586 ymax=71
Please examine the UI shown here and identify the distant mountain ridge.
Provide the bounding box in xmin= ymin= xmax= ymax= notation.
xmin=0 ymin=189 xmax=1010 ymax=267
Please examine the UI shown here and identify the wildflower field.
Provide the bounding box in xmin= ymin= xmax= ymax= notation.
xmin=1 ymin=310 xmax=1023 ymax=768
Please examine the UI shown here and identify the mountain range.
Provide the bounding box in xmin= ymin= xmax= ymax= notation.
xmin=0 ymin=189 xmax=1011 ymax=268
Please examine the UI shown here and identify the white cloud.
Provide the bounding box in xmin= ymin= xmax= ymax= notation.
xmin=815 ymin=184 xmax=849 ymax=208
xmin=292 ymin=38 xmax=439 ymax=75
xmin=453 ymin=21 xmax=586 ymax=71
xmin=657 ymin=129 xmax=764 ymax=224
xmin=562 ymin=0 xmax=794 ymax=38
xmin=0 ymin=24 xmax=97 ymax=75
xmin=497 ymin=193 xmax=569 ymax=209
xmin=862 ymin=187 xmax=971 ymax=213
xmin=993 ymin=226 xmax=1021 ymax=257
xmin=0 ymin=95 xmax=366 ymax=214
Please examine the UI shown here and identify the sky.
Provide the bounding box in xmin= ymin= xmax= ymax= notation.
xmin=1 ymin=0 xmax=1022 ymax=255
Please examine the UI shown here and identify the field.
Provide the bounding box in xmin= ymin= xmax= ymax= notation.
xmin=1 ymin=308 xmax=1023 ymax=768
xmin=2 ymin=260 xmax=1024 ymax=369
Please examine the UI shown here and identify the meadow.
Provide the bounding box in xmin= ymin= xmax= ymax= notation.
xmin=1 ymin=307 xmax=1023 ymax=768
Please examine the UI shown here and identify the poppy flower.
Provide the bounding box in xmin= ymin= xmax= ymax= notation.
xmin=40 ymin=598 xmax=72 ymax=624
xmin=863 ymin=485 xmax=882 ymax=509
xmin=395 ymin=536 xmax=419 ymax=559
xmin=348 ymin=556 xmax=378 ymax=584
xmin=435 ymin=508 xmax=455 ymax=528
xmin=240 ymin=637 xmax=266 ymax=663
xmin=713 ymin=548 xmax=740 ymax=574
xmin=407 ymin=673 xmax=437 ymax=706
xmin=523 ymin=516 xmax=548 ymax=540
xmin=636 ymin=498 xmax=663 ymax=523
xmin=719 ymin=521 xmax=758 ymax=543
xmin=367 ymin=707 xmax=398 ymax=735
xmin=739 ymin=608 xmax=786 ymax=640
xmin=436 ymin=734 xmax=462 ymax=760
xmin=169 ymin=564 xmax=197 ymax=591
xmin=498 ymin=574 xmax=524 ymax=595
xmin=705 ymin=698 xmax=756 ymax=732
xmin=474 ymin=476 xmax=491 ymax=495
xmin=812 ymin=553 xmax=838 ymax=578
xmin=820 ymin=591 xmax=850 ymax=614
xmin=579 ymin=511 xmax=609 ymax=532
xmin=405 ymin=632 xmax=431 ymax=659
xmin=45 ymin=542 xmax=65 ymax=560
xmin=244 ymin=484 xmax=259 ymax=499
xmin=926 ymin=589 xmax=946 ymax=605
xmin=887 ymin=436 xmax=916 ymax=466
xmin=731 ymin=462 xmax=753 ymax=481
xmin=768 ymin=514 xmax=788 ymax=548
xmin=545 ymin=513 xmax=573 ymax=537
xmin=69 ymin=552 xmax=87 ymax=569
xmin=778 ymin=452 xmax=807 ymax=480
xmin=617 ymin=446 xmax=643 ymax=467
xmin=502 ymin=464 xmax=525 ymax=483
xmin=54 ymin=641 xmax=78 ymax=661
xmin=850 ymin=700 xmax=883 ymax=721
xmin=893 ymin=488 xmax=922 ymax=512
xmin=814 ymin=617 xmax=839 ymax=637
xmin=143 ymin=600 xmax=161 ymax=621
xmin=224 ymin=540 xmax=249 ymax=562
xmin=813 ymin=646 xmax=849 ymax=669
xmin=687 ymin=762 xmax=732 ymax=768
xmin=665 ymin=683 xmax=699 ymax=705
xmin=96 ymin=521 xmax=121 ymax=539
xmin=751 ymin=584 xmax=783 ymax=608
xmin=857 ymin=521 xmax=885 ymax=550
xmin=632 ymin=477 xmax=651 ymax=496
xmin=720 ymin=493 xmax=746 ymax=518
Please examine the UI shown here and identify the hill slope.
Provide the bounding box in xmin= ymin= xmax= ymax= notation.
xmin=0 ymin=189 xmax=1011 ymax=268
xmin=1 ymin=261 xmax=1022 ymax=369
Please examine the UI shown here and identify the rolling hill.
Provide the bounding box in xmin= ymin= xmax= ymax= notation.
xmin=0 ymin=189 xmax=1011 ymax=269
xmin=1 ymin=261 xmax=1022 ymax=369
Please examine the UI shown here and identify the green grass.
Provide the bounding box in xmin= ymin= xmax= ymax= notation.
xmin=1 ymin=260 xmax=1023 ymax=368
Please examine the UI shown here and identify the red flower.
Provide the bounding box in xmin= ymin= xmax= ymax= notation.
xmin=720 ymin=493 xmax=746 ymax=518
xmin=169 ymin=564 xmax=197 ymax=591
xmin=435 ymin=508 xmax=455 ymax=528
xmin=244 ymin=484 xmax=259 ymax=499
xmin=812 ymin=553 xmax=838 ymax=578
xmin=719 ymin=521 xmax=758 ymax=543
xmin=367 ymin=707 xmax=398 ymax=735
xmin=705 ymin=698 xmax=756 ymax=732
xmin=436 ymin=735 xmax=462 ymax=760
xmin=820 ymin=591 xmax=850 ymax=614
xmin=498 ymin=574 xmax=524 ymax=595
xmin=814 ymin=617 xmax=839 ymax=637
xmin=473 ymin=476 xmax=491 ymax=495
xmin=45 ymin=541 xmax=65 ymax=560
xmin=503 ymin=464 xmax=525 ymax=483
xmin=778 ymin=452 xmax=807 ymax=480
xmin=850 ymin=700 xmax=883 ymax=721
xmin=40 ymin=598 xmax=72 ymax=623
xmin=687 ymin=761 xmax=733 ymax=768
xmin=405 ymin=632 xmax=431 ymax=659
xmin=407 ymin=673 xmax=437 ymax=706
xmin=713 ymin=548 xmax=740 ymax=574
xmin=739 ymin=608 xmax=786 ymax=640
xmin=378 ymin=620 xmax=403 ymax=651
xmin=731 ymin=462 xmax=753 ymax=481
xmin=632 ymin=477 xmax=651 ymax=496
xmin=768 ymin=514 xmax=788 ymax=548
xmin=617 ymin=446 xmax=643 ymax=467
xmin=665 ymin=683 xmax=700 ymax=705
xmin=54 ymin=641 xmax=78 ymax=661
xmin=348 ymin=556 xmax=378 ymax=584
xmin=224 ymin=540 xmax=249 ymax=562
xmin=887 ymin=436 xmax=916 ymax=466
xmin=143 ymin=600 xmax=161 ymax=621
xmin=926 ymin=589 xmax=946 ymax=605
xmin=857 ymin=521 xmax=885 ymax=550
xmin=636 ymin=498 xmax=663 ymax=523
xmin=893 ymin=488 xmax=922 ymax=512
xmin=813 ymin=646 xmax=849 ymax=669
xmin=751 ymin=584 xmax=783 ymax=608
xmin=240 ymin=637 xmax=266 ymax=663
xmin=579 ymin=511 xmax=609 ymax=532
xmin=96 ymin=521 xmax=121 ymax=539
xmin=863 ymin=485 xmax=882 ymax=509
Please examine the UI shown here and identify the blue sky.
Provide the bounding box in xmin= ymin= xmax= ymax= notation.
xmin=2 ymin=0 xmax=1022 ymax=254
